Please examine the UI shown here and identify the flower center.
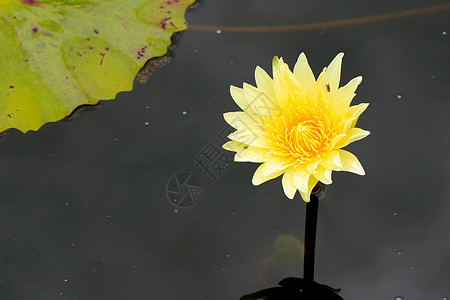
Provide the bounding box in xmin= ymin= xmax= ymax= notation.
xmin=284 ymin=117 xmax=332 ymax=161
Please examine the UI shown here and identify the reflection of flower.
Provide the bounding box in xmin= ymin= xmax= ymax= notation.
xmin=223 ymin=53 xmax=370 ymax=202
xmin=257 ymin=235 xmax=303 ymax=285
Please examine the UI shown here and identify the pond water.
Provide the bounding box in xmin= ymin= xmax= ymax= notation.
xmin=1 ymin=0 xmax=449 ymax=299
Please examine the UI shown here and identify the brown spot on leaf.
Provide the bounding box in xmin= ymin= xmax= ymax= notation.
xmin=21 ymin=0 xmax=40 ymax=6
xmin=9 ymin=86 xmax=14 ymax=89
xmin=159 ymin=17 xmax=172 ymax=29
xmin=99 ymin=53 xmax=105 ymax=65
xmin=94 ymin=29 xmax=99 ymax=34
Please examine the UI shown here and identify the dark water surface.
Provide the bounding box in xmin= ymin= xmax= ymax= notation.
xmin=1 ymin=1 xmax=449 ymax=299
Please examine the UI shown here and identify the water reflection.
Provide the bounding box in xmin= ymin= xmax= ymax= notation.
xmin=240 ymin=185 xmax=343 ymax=299
xmin=257 ymin=235 xmax=303 ymax=285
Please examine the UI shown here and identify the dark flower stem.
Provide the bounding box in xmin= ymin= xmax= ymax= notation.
xmin=303 ymin=184 xmax=320 ymax=281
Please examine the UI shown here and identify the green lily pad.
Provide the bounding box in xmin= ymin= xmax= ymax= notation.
xmin=0 ymin=0 xmax=195 ymax=133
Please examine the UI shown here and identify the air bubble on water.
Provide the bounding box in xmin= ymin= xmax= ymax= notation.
xmin=144 ymin=122 xmax=149 ymax=126
xmin=397 ymin=250 xmax=403 ymax=255
xmin=174 ymin=209 xmax=178 ymax=214
xmin=145 ymin=106 xmax=149 ymax=109
xmin=226 ymin=254 xmax=230 ymax=258
xmin=182 ymin=111 xmax=187 ymax=116
xmin=216 ymin=29 xmax=222 ymax=34
xmin=230 ymin=60 xmax=234 ymax=64
xmin=396 ymin=94 xmax=402 ymax=100
xmin=395 ymin=297 xmax=402 ymax=300
xmin=393 ymin=212 xmax=398 ymax=216
xmin=443 ymin=31 xmax=447 ymax=35
xmin=194 ymin=50 xmax=198 ymax=54
xmin=443 ymin=297 xmax=447 ymax=300
xmin=65 ymin=202 xmax=69 ymax=206
xmin=64 ymin=278 xmax=68 ymax=282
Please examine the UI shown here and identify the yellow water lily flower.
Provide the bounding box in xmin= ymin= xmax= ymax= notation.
xmin=222 ymin=53 xmax=370 ymax=202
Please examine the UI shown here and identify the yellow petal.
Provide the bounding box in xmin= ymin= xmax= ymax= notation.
xmin=338 ymin=149 xmax=365 ymax=175
xmin=335 ymin=127 xmax=370 ymax=149
xmin=230 ymin=85 xmax=253 ymax=112
xmin=348 ymin=102 xmax=369 ymax=119
xmin=282 ymin=167 xmax=297 ymax=199
xmin=342 ymin=103 xmax=370 ymax=132
xmin=273 ymin=57 xmax=301 ymax=110
xmin=311 ymin=68 xmax=326 ymax=104
xmin=329 ymin=76 xmax=362 ymax=120
xmin=243 ymin=83 xmax=280 ymax=119
xmin=306 ymin=159 xmax=320 ymax=174
xmin=228 ymin=129 xmax=269 ymax=148
xmin=330 ymin=134 xmax=347 ymax=150
xmin=255 ymin=66 xmax=276 ymax=100
xmin=235 ymin=146 xmax=269 ymax=163
xmin=252 ymin=158 xmax=290 ymax=186
xmin=314 ymin=165 xmax=332 ymax=185
xmin=223 ymin=111 xmax=263 ymax=130
xmin=332 ymin=76 xmax=362 ymax=105
xmin=223 ymin=141 xmax=247 ymax=152
xmin=321 ymin=150 xmax=343 ymax=170
xmin=293 ymin=167 xmax=311 ymax=193
xmin=299 ymin=176 xmax=319 ymax=202
xmin=293 ymin=52 xmax=315 ymax=92
xmin=324 ymin=52 xmax=344 ymax=92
